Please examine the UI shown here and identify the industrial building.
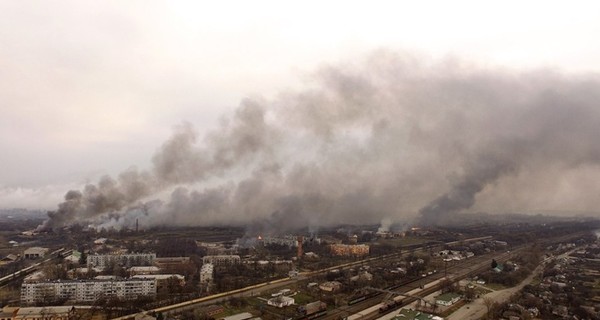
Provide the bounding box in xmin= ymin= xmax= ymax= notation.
xmin=23 ymin=247 xmax=48 ymax=259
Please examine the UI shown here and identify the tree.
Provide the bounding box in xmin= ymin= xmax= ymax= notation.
xmin=464 ymin=286 xmax=476 ymax=302
xmin=43 ymin=264 xmax=67 ymax=280
xmin=439 ymin=278 xmax=454 ymax=293
xmin=491 ymin=259 xmax=498 ymax=269
xmin=431 ymin=302 xmax=438 ymax=314
xmin=483 ymin=296 xmax=495 ymax=319
xmin=79 ymin=251 xmax=87 ymax=265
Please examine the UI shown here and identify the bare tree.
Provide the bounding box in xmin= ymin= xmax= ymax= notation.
xmin=464 ymin=286 xmax=476 ymax=302
xmin=483 ymin=296 xmax=495 ymax=319
xmin=439 ymin=278 xmax=455 ymax=293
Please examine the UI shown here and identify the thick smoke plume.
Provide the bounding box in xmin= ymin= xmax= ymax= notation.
xmin=39 ymin=51 xmax=600 ymax=231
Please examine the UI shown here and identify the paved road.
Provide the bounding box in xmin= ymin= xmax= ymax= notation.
xmin=447 ymin=265 xmax=541 ymax=320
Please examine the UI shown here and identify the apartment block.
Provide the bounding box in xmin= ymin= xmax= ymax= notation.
xmin=86 ymin=253 xmax=156 ymax=269
xmin=329 ymin=244 xmax=370 ymax=256
xmin=21 ymin=279 xmax=156 ymax=305
xmin=202 ymin=255 xmax=241 ymax=266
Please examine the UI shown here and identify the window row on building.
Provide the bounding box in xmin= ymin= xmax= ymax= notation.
xmin=21 ymin=279 xmax=156 ymax=305
xmin=200 ymin=263 xmax=214 ymax=284
xmin=329 ymin=244 xmax=370 ymax=256
xmin=202 ymin=255 xmax=241 ymax=266
xmin=86 ymin=253 xmax=156 ymax=269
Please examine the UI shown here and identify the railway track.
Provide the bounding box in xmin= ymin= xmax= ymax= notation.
xmin=122 ymin=230 xmax=577 ymax=320
xmin=0 ymin=248 xmax=71 ymax=288
xmin=111 ymin=236 xmax=492 ymax=319
xmin=319 ymin=249 xmax=519 ymax=320
xmin=342 ymin=248 xmax=524 ymax=320
xmin=344 ymin=232 xmax=589 ymax=320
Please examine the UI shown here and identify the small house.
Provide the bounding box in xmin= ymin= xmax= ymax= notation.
xmin=435 ymin=292 xmax=461 ymax=306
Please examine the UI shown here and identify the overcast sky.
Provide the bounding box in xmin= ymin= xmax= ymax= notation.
xmin=2 ymin=0 xmax=600 ymax=209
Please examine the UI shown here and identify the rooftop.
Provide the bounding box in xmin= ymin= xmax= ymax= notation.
xmin=435 ymin=292 xmax=461 ymax=302
xmin=129 ymin=266 xmax=160 ymax=271
xmin=25 ymin=278 xmax=155 ymax=284
xmin=220 ymin=312 xmax=254 ymax=320
xmin=24 ymin=247 xmax=48 ymax=254
xmin=16 ymin=306 xmax=75 ymax=316
xmin=133 ymin=274 xmax=185 ymax=280
xmin=394 ymin=308 xmax=444 ymax=320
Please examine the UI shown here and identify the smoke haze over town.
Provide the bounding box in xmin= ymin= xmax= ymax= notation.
xmin=2 ymin=1 xmax=600 ymax=232
xmin=35 ymin=55 xmax=600 ymax=231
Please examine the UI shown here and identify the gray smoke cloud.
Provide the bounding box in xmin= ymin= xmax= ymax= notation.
xmin=39 ymin=51 xmax=600 ymax=231
xmin=38 ymin=99 xmax=272 ymax=231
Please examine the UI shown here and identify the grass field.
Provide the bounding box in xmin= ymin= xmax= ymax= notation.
xmin=292 ymin=292 xmax=317 ymax=305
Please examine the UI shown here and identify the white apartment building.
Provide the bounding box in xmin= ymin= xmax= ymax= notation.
xmin=87 ymin=253 xmax=156 ymax=269
xmin=196 ymin=242 xmax=239 ymax=255
xmin=262 ymin=236 xmax=298 ymax=248
xmin=128 ymin=266 xmax=161 ymax=276
xmin=200 ymin=263 xmax=214 ymax=284
xmin=132 ymin=274 xmax=185 ymax=290
xmin=202 ymin=255 xmax=241 ymax=266
xmin=21 ymin=279 xmax=156 ymax=305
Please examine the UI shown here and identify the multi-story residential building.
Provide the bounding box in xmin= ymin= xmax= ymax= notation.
xmin=329 ymin=244 xmax=370 ymax=256
xmin=21 ymin=279 xmax=156 ymax=305
xmin=196 ymin=242 xmax=239 ymax=255
xmin=86 ymin=253 xmax=156 ymax=269
xmin=202 ymin=255 xmax=241 ymax=266
xmin=153 ymin=257 xmax=190 ymax=269
xmin=206 ymin=246 xmax=238 ymax=255
xmin=200 ymin=263 xmax=214 ymax=284
xmin=128 ymin=266 xmax=161 ymax=276
xmin=244 ymin=260 xmax=293 ymax=270
xmin=262 ymin=236 xmax=298 ymax=248
xmin=132 ymin=274 xmax=185 ymax=290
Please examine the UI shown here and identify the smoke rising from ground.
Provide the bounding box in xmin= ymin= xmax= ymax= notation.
xmin=39 ymin=52 xmax=600 ymax=231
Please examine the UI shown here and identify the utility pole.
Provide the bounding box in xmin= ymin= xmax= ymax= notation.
xmin=444 ymin=259 xmax=448 ymax=278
